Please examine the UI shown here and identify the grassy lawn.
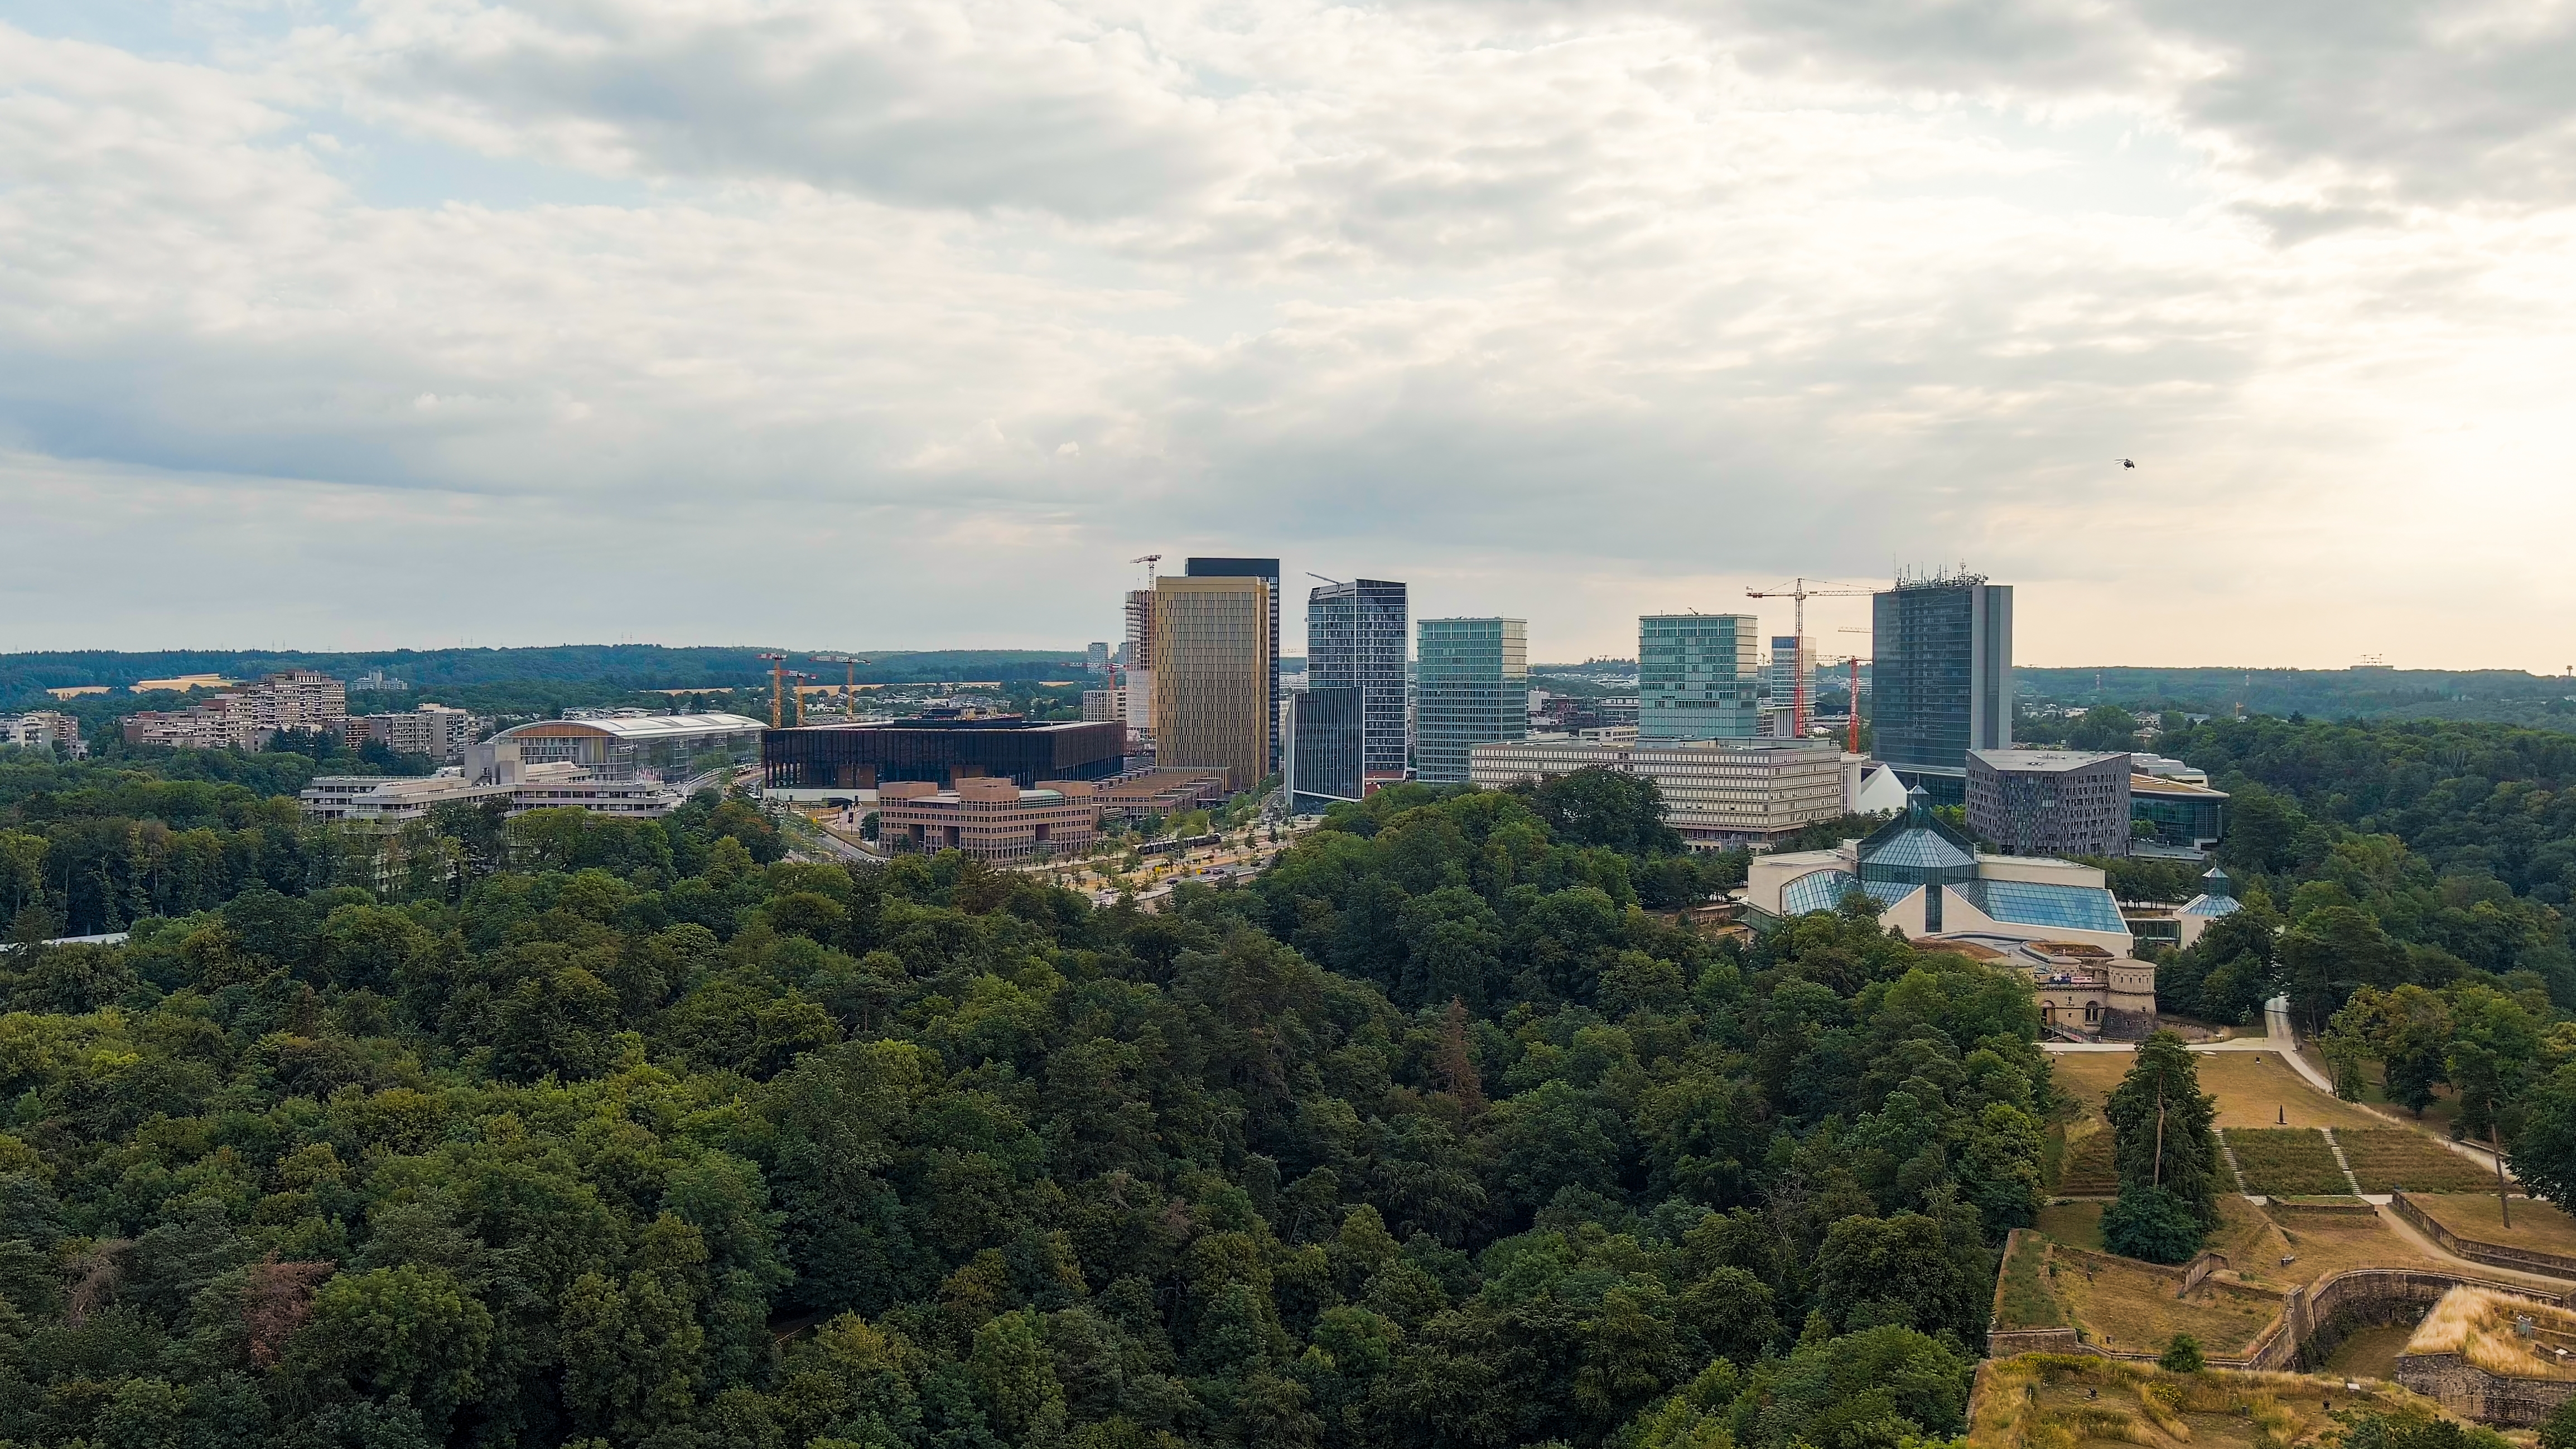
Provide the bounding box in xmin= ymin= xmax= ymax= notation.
xmin=2339 ymin=1129 xmax=2503 ymax=1194
xmin=1996 ymin=1230 xmax=2063 ymax=1329
xmin=1973 ymin=1354 xmax=2458 ymax=1449
xmin=2238 ymin=1202 xmax=2444 ymax=1293
xmin=2225 ymin=1128 xmax=2355 ymax=1197
xmin=2035 ymin=1200 xmax=2106 ymax=1251
xmin=2322 ymin=1322 xmax=2418 ymax=1382
xmin=2056 ymin=1126 xmax=2118 ymax=1196
xmin=2407 ymin=1192 xmax=2576 ymax=1256
xmin=2048 ymin=1048 xmax=2380 ymax=1129
xmin=2052 ymin=1249 xmax=2284 ymax=1356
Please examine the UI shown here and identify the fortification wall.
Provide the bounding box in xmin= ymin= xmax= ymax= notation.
xmin=2390 ymin=1194 xmax=2576 ymax=1280
xmin=2396 ymin=1352 xmax=2576 ymax=1427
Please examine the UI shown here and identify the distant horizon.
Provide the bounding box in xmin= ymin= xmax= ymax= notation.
xmin=6 ymin=642 xmax=2573 ymax=679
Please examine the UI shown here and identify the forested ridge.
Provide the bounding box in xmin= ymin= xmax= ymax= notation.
xmin=0 ymin=747 xmax=2032 ymax=1449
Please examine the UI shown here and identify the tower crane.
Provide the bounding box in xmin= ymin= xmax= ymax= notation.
xmin=1745 ymin=578 xmax=1874 ymax=736
xmin=813 ymin=654 xmax=870 ymax=707
xmin=756 ymin=653 xmax=788 ymax=730
xmin=788 ymin=672 xmax=817 ymax=728
xmin=1130 ymin=553 xmax=1162 ymax=586
xmin=1830 ymin=627 xmax=1869 ymax=754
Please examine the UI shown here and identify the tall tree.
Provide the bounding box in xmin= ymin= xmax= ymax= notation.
xmin=2105 ymin=1031 xmax=2222 ymax=1226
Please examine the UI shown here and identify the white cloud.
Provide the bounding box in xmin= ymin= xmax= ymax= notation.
xmin=1 ymin=2 xmax=2574 ymax=665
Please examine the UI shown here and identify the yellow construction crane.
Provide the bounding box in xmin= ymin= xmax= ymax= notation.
xmin=1745 ymin=577 xmax=1875 ymax=736
xmin=813 ymin=653 xmax=870 ymax=706
xmin=756 ymin=652 xmax=788 ymax=728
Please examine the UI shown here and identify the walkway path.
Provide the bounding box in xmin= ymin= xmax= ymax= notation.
xmin=2367 ymin=1199 xmax=2576 ymax=1297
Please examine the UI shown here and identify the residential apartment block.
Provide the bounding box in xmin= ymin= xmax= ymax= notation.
xmin=123 ymin=670 xmax=348 ymax=751
xmin=5 ymin=712 xmax=86 ymax=759
xmin=342 ymin=704 xmax=481 ymax=762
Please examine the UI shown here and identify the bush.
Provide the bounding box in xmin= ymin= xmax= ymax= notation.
xmin=2158 ymin=1334 xmax=2204 ymax=1373
xmin=2540 ymin=1398 xmax=2576 ymax=1449
xmin=2101 ymin=1185 xmax=2204 ymax=1263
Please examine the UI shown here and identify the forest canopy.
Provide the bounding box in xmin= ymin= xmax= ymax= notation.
xmin=0 ymin=754 xmax=2034 ymax=1448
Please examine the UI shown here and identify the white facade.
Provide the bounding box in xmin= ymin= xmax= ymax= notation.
xmin=302 ymin=761 xmax=681 ymax=824
xmin=1469 ymin=732 xmax=1844 ymax=848
xmin=6 ymin=712 xmax=86 ymax=758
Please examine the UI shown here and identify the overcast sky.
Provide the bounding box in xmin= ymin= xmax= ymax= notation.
xmin=3 ymin=0 xmax=2573 ymax=668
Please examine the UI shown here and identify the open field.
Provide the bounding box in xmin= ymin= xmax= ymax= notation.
xmin=2225 ymin=1128 xmax=2356 ymax=1197
xmin=1972 ymin=1353 xmax=2458 ymax=1449
xmin=2408 ymin=1192 xmax=2576 ymax=1257
xmin=2340 ymin=1130 xmax=2503 ymax=1194
xmin=2049 ymin=1049 xmax=2381 ymax=1129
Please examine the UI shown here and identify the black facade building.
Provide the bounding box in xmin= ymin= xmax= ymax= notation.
xmin=1285 ymin=686 xmax=1363 ymax=813
xmin=763 ymin=717 xmax=1126 ymax=791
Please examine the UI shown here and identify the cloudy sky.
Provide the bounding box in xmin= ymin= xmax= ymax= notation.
xmin=4 ymin=0 xmax=2573 ymax=667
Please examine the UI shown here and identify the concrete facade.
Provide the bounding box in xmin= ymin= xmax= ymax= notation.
xmin=876 ymin=778 xmax=1102 ymax=862
xmin=1468 ymin=732 xmax=1844 ymax=848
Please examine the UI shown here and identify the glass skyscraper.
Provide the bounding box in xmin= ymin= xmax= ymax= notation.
xmin=1767 ymin=634 xmax=1812 ymax=737
xmin=1285 ymin=685 xmax=1363 ymax=812
xmin=1307 ymin=578 xmax=1408 ymax=781
xmin=1186 ymin=558 xmax=1281 ymax=772
xmin=1638 ymin=613 xmax=1760 ymax=740
xmin=1415 ymin=617 xmax=1526 ymax=783
xmin=1152 ymin=574 xmax=1273 ymax=791
xmin=1871 ymin=572 xmax=2013 ymax=803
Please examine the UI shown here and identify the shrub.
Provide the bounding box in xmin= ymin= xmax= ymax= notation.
xmin=2101 ymin=1185 xmax=2204 ymax=1263
xmin=2158 ymin=1335 xmax=2205 ymax=1373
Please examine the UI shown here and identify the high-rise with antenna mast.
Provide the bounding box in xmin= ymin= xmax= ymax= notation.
xmin=1870 ymin=566 xmax=2013 ymax=804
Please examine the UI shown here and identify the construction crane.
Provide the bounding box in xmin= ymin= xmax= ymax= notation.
xmin=789 ymin=672 xmax=817 ymax=728
xmin=1831 ymin=628 xmax=1869 ymax=754
xmin=756 ymin=653 xmax=788 ymax=729
xmin=813 ymin=653 xmax=870 ymax=707
xmin=1745 ymin=577 xmax=1874 ymax=736
xmin=1130 ymin=553 xmax=1162 ymax=586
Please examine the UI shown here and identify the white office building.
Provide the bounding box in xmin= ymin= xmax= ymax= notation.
xmin=1469 ymin=730 xmax=1844 ymax=849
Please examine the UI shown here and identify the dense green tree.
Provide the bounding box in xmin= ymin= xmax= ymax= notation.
xmin=2105 ymin=1031 xmax=2222 ymax=1228
xmin=2101 ymin=1186 xmax=2204 ymax=1264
